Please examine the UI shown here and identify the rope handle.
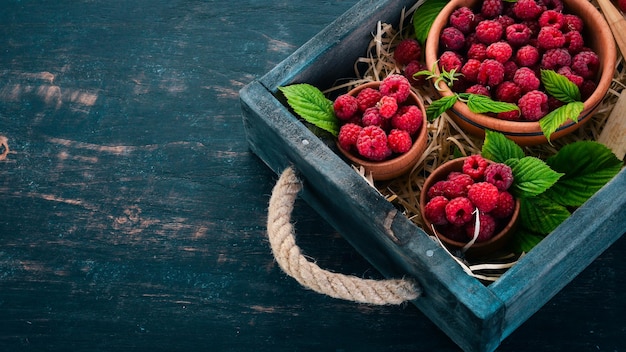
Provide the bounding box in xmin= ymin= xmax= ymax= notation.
xmin=266 ymin=167 xmax=420 ymax=305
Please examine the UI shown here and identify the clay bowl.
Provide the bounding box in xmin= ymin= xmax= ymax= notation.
xmin=424 ymin=0 xmax=617 ymax=146
xmin=337 ymin=81 xmax=428 ymax=181
xmin=419 ymin=157 xmax=521 ymax=258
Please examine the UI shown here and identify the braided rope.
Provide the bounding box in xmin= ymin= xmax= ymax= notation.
xmin=266 ymin=167 xmax=420 ymax=305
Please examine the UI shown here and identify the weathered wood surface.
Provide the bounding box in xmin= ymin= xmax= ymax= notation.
xmin=0 ymin=1 xmax=625 ymax=351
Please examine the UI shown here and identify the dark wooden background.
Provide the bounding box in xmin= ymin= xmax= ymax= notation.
xmin=0 ymin=1 xmax=624 ymax=351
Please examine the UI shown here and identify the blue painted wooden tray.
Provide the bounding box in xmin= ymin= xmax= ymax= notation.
xmin=240 ymin=0 xmax=626 ymax=350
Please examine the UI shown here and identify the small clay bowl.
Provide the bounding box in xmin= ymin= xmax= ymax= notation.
xmin=419 ymin=157 xmax=520 ymax=258
xmin=337 ymin=81 xmax=428 ymax=180
xmin=424 ymin=0 xmax=617 ymax=146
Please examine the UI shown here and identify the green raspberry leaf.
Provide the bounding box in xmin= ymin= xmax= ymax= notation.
xmin=279 ymin=84 xmax=339 ymax=136
xmin=540 ymin=69 xmax=581 ymax=103
xmin=426 ymin=95 xmax=458 ymax=122
xmin=413 ymin=0 xmax=448 ymax=46
xmin=519 ymin=194 xmax=571 ymax=235
xmin=505 ymin=156 xmax=564 ymax=198
xmin=482 ymin=130 xmax=526 ymax=163
xmin=539 ymin=101 xmax=584 ymax=142
xmin=464 ymin=93 xmax=519 ymax=114
xmin=544 ymin=141 xmax=623 ymax=207
xmin=511 ymin=228 xmax=546 ymax=253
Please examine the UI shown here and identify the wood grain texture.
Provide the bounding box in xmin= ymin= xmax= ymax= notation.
xmin=1 ymin=1 xmax=625 ymax=351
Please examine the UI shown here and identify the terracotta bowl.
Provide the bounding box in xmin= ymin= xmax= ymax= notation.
xmin=424 ymin=0 xmax=617 ymax=146
xmin=337 ymin=81 xmax=429 ymax=180
xmin=419 ymin=157 xmax=521 ymax=258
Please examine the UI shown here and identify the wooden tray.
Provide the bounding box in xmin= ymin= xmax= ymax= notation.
xmin=239 ymin=0 xmax=626 ymax=351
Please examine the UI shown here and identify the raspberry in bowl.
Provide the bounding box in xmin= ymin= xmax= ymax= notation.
xmin=334 ymin=75 xmax=429 ymax=180
xmin=419 ymin=156 xmax=520 ymax=258
xmin=424 ymin=0 xmax=616 ymax=146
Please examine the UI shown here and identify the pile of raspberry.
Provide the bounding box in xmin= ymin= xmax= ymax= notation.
xmin=423 ymin=155 xmax=516 ymax=243
xmin=335 ymin=74 xmax=424 ymax=161
xmin=437 ymin=0 xmax=600 ymax=121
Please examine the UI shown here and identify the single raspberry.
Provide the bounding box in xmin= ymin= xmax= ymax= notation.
xmin=518 ymin=90 xmax=549 ymax=121
xmin=475 ymin=19 xmax=503 ymax=45
xmin=513 ymin=0 xmax=543 ymax=21
xmin=445 ymin=197 xmax=475 ymax=226
xmin=484 ymin=162 xmax=514 ymax=191
xmin=495 ymin=81 xmax=522 ymax=103
xmin=463 ymin=155 xmax=489 ymax=180
xmin=461 ymin=59 xmax=482 ymax=83
xmin=447 ymin=172 xmax=474 ymax=197
xmin=442 ymin=180 xmax=469 ymax=199
xmin=356 ymin=87 xmax=382 ymax=112
xmin=333 ymin=94 xmax=359 ymax=120
xmin=468 ymin=182 xmax=500 ymax=213
xmin=503 ymin=60 xmax=518 ymax=81
xmin=450 ymin=6 xmax=476 ymax=34
xmin=557 ymin=66 xmax=584 ymax=87
xmin=538 ymin=10 xmax=564 ymax=29
xmin=571 ymin=51 xmax=600 ymax=79
xmin=440 ymin=26 xmax=466 ymax=51
xmin=513 ymin=67 xmax=540 ymax=93
xmin=548 ymin=96 xmax=566 ymax=111
xmin=481 ymin=0 xmax=504 ymax=18
xmin=564 ymin=30 xmax=585 ymax=55
xmin=487 ymin=41 xmax=513 ymax=63
xmin=477 ymin=59 xmax=505 ymax=87
xmin=521 ymin=20 xmax=541 ymax=38
xmin=394 ymin=38 xmax=422 ymax=66
xmin=361 ymin=107 xmax=384 ymax=127
xmin=541 ymin=48 xmax=571 ymax=70
xmin=466 ymin=84 xmax=491 ymax=97
xmin=467 ymin=43 xmax=488 ymax=61
xmin=424 ymin=196 xmax=450 ymax=225
xmin=439 ymin=50 xmax=464 ymax=72
xmin=537 ymin=26 xmax=566 ymax=50
xmin=563 ymin=14 xmax=584 ymax=33
xmin=505 ymin=23 xmax=532 ymax=47
xmin=387 ymin=129 xmax=413 ymax=154
xmin=491 ymin=191 xmax=516 ymax=219
xmin=515 ymin=44 xmax=540 ymax=67
xmin=497 ymin=109 xmax=521 ymax=121
xmin=581 ymin=79 xmax=597 ymax=100
xmin=338 ymin=123 xmax=362 ymax=151
xmin=378 ymin=96 xmax=398 ymax=118
xmin=356 ymin=125 xmax=391 ymax=161
xmin=392 ymin=105 xmax=423 ymax=135
xmin=465 ymin=212 xmax=497 ymax=243
xmin=427 ymin=180 xmax=449 ymax=198
xmin=543 ymin=0 xmax=564 ymax=12
xmin=496 ymin=15 xmax=515 ymax=29
xmin=379 ymin=74 xmax=411 ymax=103
xmin=404 ymin=60 xmax=428 ymax=87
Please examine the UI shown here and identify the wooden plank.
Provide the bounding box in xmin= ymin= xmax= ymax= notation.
xmin=598 ymin=93 xmax=626 ymax=160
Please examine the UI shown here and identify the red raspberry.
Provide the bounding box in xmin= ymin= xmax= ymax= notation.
xmin=356 ymin=126 xmax=391 ymax=161
xmin=497 ymin=110 xmax=521 ymax=121
xmin=543 ymin=0 xmax=564 ymax=12
xmin=379 ymin=74 xmax=411 ymax=103
xmin=548 ymin=96 xmax=566 ymax=111
xmin=513 ymin=67 xmax=540 ymax=93
xmin=518 ymin=90 xmax=549 ymax=121
xmin=465 ymin=212 xmax=497 ymax=242
xmin=506 ymin=23 xmax=532 ymax=47
xmin=392 ymin=105 xmax=423 ymax=135
xmin=461 ymin=59 xmax=482 ymax=83
xmin=484 ymin=162 xmax=514 ymax=191
xmin=445 ymin=197 xmax=475 ymax=226
xmin=441 ymin=26 xmax=466 ymax=51
xmin=538 ymin=10 xmax=564 ymax=29
xmin=378 ymin=96 xmax=398 ymax=118
xmin=481 ymin=0 xmax=503 ymax=18
xmin=394 ymin=38 xmax=422 ymax=66
xmin=424 ymin=196 xmax=450 ymax=225
xmin=475 ymin=19 xmax=503 ymax=44
xmin=463 ymin=155 xmax=489 ymax=180
xmin=515 ymin=44 xmax=540 ymax=67
xmin=468 ymin=182 xmax=500 ymax=212
xmin=496 ymin=15 xmax=515 ymax=29
xmin=450 ymin=6 xmax=477 ymax=34
xmin=495 ymin=81 xmax=522 ymax=103
xmin=333 ymin=94 xmax=359 ymax=120
xmin=477 ymin=59 xmax=505 ymax=87
xmin=447 ymin=172 xmax=474 ymax=197
xmin=541 ymin=48 xmax=571 ymax=70
xmin=356 ymin=87 xmax=382 ymax=112
xmin=487 ymin=41 xmax=513 ymax=63
xmin=513 ymin=0 xmax=543 ymax=21
xmin=491 ymin=191 xmax=516 ymax=219
xmin=467 ymin=43 xmax=488 ymax=61
xmin=439 ymin=50 xmax=464 ymax=72
xmin=563 ymin=14 xmax=583 ymax=33
xmin=503 ymin=60 xmax=518 ymax=81
xmin=537 ymin=26 xmax=566 ymax=50
xmin=404 ymin=60 xmax=428 ymax=87
xmin=362 ymin=107 xmax=384 ymax=127
xmin=338 ymin=123 xmax=362 ymax=151
xmin=387 ymin=129 xmax=413 ymax=154
xmin=564 ymin=31 xmax=585 ymax=55
xmin=581 ymin=79 xmax=597 ymax=100
xmin=427 ymin=180 xmax=449 ymax=198
xmin=466 ymin=84 xmax=491 ymax=97
xmin=571 ymin=51 xmax=600 ymax=79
